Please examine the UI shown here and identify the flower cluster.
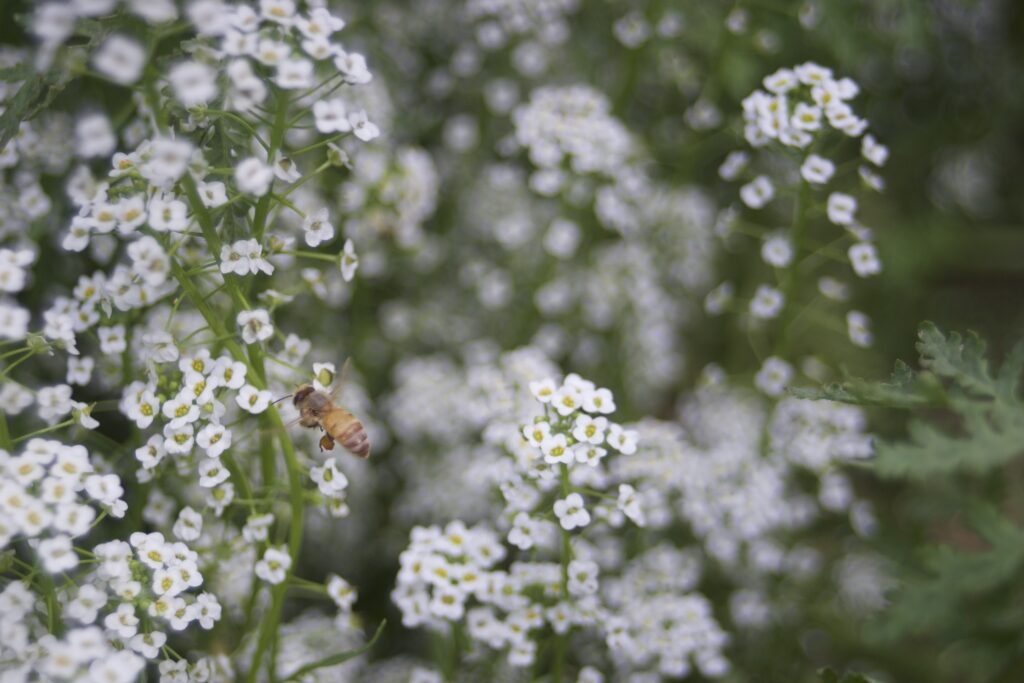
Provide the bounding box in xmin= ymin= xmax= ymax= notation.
xmin=1 ymin=440 xmax=126 ymax=568
xmin=714 ymin=62 xmax=888 ymax=359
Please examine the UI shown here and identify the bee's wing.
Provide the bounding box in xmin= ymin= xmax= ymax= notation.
xmin=327 ymin=358 xmax=352 ymax=402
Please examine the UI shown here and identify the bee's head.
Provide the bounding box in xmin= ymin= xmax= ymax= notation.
xmin=293 ymin=385 xmax=315 ymax=406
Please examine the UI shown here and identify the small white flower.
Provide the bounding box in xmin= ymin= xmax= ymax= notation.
xmin=607 ymin=424 xmax=638 ymax=455
xmin=196 ymin=423 xmax=231 ymax=458
xmin=861 ymin=133 xmax=889 ymax=167
xmin=800 ymin=154 xmax=835 ymax=185
xmin=529 ymin=378 xmax=557 ymax=404
xmin=761 ymin=234 xmax=794 ymax=268
xmin=169 ymin=61 xmax=218 ymax=107
xmin=235 ymin=157 xmax=274 ymax=196
xmin=541 ymin=433 xmax=572 ymax=465
xmin=302 ymin=207 xmax=335 ymax=247
xmin=104 ymin=602 xmax=140 ymax=639
xmin=740 ymin=175 xmax=774 ymax=209
xmin=571 ymin=414 xmax=607 ymax=445
xmin=98 ymin=325 xmax=127 ymax=353
xmin=567 ymin=558 xmax=599 ymax=596
xmin=340 ymin=239 xmax=359 ymax=282
xmin=237 ymin=308 xmax=273 ymax=344
xmin=553 ymin=493 xmax=590 ymax=531
xmin=827 ymin=192 xmax=858 ymax=225
xmin=197 ymin=180 xmax=228 ymax=208
xmin=236 ymin=385 xmax=272 ymax=414
xmin=848 ymin=242 xmax=882 ymax=277
xmin=327 ymin=574 xmax=358 ymax=611
xmin=847 ymin=310 xmax=873 ymax=347
xmin=312 ymin=98 xmax=352 ymax=134
xmin=755 ymin=356 xmax=794 ymax=397
xmin=198 ymin=458 xmax=229 ymax=488
xmin=348 ymin=110 xmax=380 ymax=142
xmin=93 ymin=34 xmax=146 ymax=85
xmin=750 ymin=284 xmax=784 ymax=319
xmin=582 ymin=387 xmax=615 ymax=414
xmin=616 ymin=484 xmax=645 ymax=526
xmin=310 ymin=458 xmax=349 ymax=496
xmin=194 ymin=593 xmax=221 ymax=629
xmin=255 ymin=545 xmax=292 ymax=584
xmin=172 ymin=506 xmax=203 ymax=541
xmin=39 ymin=535 xmax=79 ymax=573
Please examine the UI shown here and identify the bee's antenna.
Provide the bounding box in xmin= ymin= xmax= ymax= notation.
xmin=272 ymin=394 xmax=293 ymax=405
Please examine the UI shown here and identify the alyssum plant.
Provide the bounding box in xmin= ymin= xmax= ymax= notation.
xmin=1 ymin=2 xmax=379 ymax=681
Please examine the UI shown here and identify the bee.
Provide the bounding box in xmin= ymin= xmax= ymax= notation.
xmin=289 ymin=361 xmax=370 ymax=458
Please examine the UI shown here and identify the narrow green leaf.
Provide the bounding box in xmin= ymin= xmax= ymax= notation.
xmin=283 ymin=619 xmax=386 ymax=681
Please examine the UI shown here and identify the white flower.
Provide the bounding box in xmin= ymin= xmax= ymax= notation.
xmin=302 ymin=207 xmax=335 ymax=247
xmin=67 ymin=584 xmax=107 ymax=624
xmin=348 ymin=110 xmax=380 ymax=142
xmin=169 ymin=61 xmax=218 ymax=107
xmin=607 ymin=424 xmax=638 ymax=454
xmin=129 ymin=631 xmax=167 ymax=659
xmin=196 ymin=180 xmax=228 ymax=208
xmin=163 ymin=423 xmax=195 ymax=455
xmin=848 ymin=242 xmax=882 ymax=277
xmin=616 ymin=484 xmax=646 ymax=526
xmin=161 ymin=395 xmax=199 ymax=429
xmin=194 ymin=593 xmax=221 ymax=629
xmin=236 ymin=385 xmax=272 ymax=414
xmin=861 ymin=134 xmax=889 ymax=167
xmin=554 ymin=493 xmax=590 ymax=531
xmin=198 ymin=458 xmax=229 ymax=488
xmin=310 ymin=458 xmax=349 ymax=496
xmin=529 ymin=378 xmax=557 ymax=403
xmin=847 ymin=310 xmax=873 ymax=347
xmin=327 ymin=574 xmax=358 ymax=611
xmin=334 ymin=50 xmax=372 ymax=84
xmin=255 ymin=545 xmax=292 ymax=584
xmin=718 ymin=150 xmax=749 ymax=181
xmin=104 ymin=602 xmax=140 ymax=639
xmin=172 ymin=506 xmax=203 ymax=541
xmin=93 ymin=34 xmax=145 ymax=85
xmin=37 ymin=384 xmax=74 ymax=424
xmin=39 ymin=535 xmax=79 ymax=573
xmin=89 ymin=651 xmax=145 ymax=683
xmin=739 ymin=176 xmax=774 ymax=209
xmin=541 ymin=433 xmax=572 ymax=465
xmin=755 ymin=356 xmax=794 ymax=396
xmin=237 ymin=308 xmax=273 ymax=344
xmin=522 ymin=421 xmax=551 ymax=447
xmin=275 ymin=57 xmax=315 ymax=89
xmin=761 ymin=234 xmax=794 ymax=268
xmin=220 ymin=239 xmax=274 ymax=276
xmin=567 ymin=559 xmax=599 ymax=596
xmin=750 ymin=284 xmax=784 ymax=319
xmin=508 ymin=512 xmax=539 ymax=550
xmin=196 ymin=423 xmax=231 ymax=458
xmin=571 ymin=415 xmax=607 ymax=445
xmin=235 ymin=157 xmax=274 ymax=196
xmin=313 ymin=98 xmax=352 ymax=134
xmin=243 ymin=513 xmax=274 ymax=543
xmin=582 ymin=387 xmax=615 ymax=414
xmin=827 ymin=192 xmax=857 ymax=225
xmin=551 ymin=386 xmax=580 ymax=417
xmin=98 ymin=324 xmax=127 ymax=353
xmin=340 ymin=239 xmax=359 ymax=282
xmin=800 ymin=154 xmax=835 ymax=185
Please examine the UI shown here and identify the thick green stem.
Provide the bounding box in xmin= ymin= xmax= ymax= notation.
xmin=553 ymin=464 xmax=573 ymax=683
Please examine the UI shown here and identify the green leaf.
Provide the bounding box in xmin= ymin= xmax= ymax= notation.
xmin=789 ymin=359 xmax=943 ymax=408
xmin=916 ymin=322 xmax=996 ymax=397
xmin=0 ymin=63 xmax=35 ymax=82
xmin=0 ymin=77 xmax=46 ymax=149
xmin=817 ymin=668 xmax=882 ymax=683
xmin=282 ymin=619 xmax=386 ymax=681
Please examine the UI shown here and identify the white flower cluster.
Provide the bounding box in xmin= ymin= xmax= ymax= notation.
xmin=603 ymin=546 xmax=730 ymax=678
xmin=340 ymin=146 xmax=440 ymax=254
xmin=615 ymin=385 xmax=875 ymax=575
xmin=512 ymin=85 xmax=635 ymax=181
xmin=393 ymin=373 xmax=655 ymax=670
xmin=715 ymin=63 xmax=888 ymax=350
xmin=1 ymin=439 xmax=126 ymax=569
